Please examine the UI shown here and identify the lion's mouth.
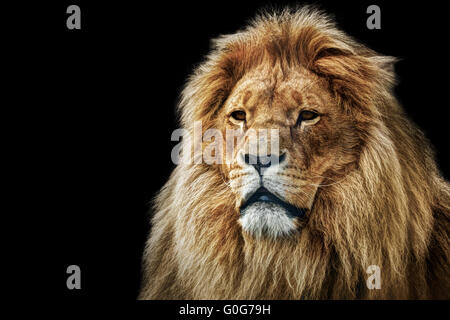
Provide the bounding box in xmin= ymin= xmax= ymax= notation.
xmin=240 ymin=187 xmax=307 ymax=218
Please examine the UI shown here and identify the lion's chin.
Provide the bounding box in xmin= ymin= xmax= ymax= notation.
xmin=239 ymin=202 xmax=300 ymax=238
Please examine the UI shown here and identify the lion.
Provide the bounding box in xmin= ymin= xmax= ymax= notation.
xmin=139 ymin=7 xmax=450 ymax=299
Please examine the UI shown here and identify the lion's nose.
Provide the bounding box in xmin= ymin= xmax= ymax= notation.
xmin=244 ymin=153 xmax=286 ymax=175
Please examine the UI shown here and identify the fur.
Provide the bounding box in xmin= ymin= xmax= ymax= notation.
xmin=139 ymin=7 xmax=450 ymax=299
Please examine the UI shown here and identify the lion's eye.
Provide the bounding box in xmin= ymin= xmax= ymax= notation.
xmin=297 ymin=110 xmax=319 ymax=123
xmin=230 ymin=110 xmax=246 ymax=121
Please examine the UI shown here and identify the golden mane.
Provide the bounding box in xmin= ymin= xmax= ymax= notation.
xmin=139 ymin=7 xmax=450 ymax=299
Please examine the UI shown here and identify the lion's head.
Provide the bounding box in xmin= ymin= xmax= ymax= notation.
xmin=140 ymin=7 xmax=450 ymax=299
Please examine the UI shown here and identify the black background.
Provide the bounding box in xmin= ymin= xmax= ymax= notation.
xmin=26 ymin=0 xmax=449 ymax=303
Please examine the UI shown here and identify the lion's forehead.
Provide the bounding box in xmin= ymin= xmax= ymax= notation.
xmin=226 ymin=70 xmax=332 ymax=116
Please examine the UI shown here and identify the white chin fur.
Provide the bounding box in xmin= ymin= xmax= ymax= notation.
xmin=239 ymin=202 xmax=297 ymax=238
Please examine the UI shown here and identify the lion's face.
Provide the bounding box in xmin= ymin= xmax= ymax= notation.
xmin=219 ymin=66 xmax=360 ymax=238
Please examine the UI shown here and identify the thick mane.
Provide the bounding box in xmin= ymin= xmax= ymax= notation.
xmin=140 ymin=7 xmax=450 ymax=299
xmin=179 ymin=7 xmax=395 ymax=128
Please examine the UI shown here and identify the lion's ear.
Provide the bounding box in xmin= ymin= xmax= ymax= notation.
xmin=368 ymin=55 xmax=398 ymax=94
xmin=312 ymin=51 xmax=398 ymax=117
xmin=369 ymin=55 xmax=398 ymax=76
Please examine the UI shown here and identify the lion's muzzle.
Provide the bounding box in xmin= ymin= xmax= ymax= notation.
xmin=236 ymin=152 xmax=308 ymax=238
